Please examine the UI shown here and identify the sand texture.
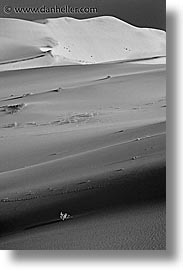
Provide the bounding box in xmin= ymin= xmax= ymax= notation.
xmin=0 ymin=59 xmax=166 ymax=249
xmin=0 ymin=16 xmax=166 ymax=249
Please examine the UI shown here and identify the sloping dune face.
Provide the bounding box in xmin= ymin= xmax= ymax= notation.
xmin=0 ymin=16 xmax=166 ymax=248
xmin=0 ymin=16 xmax=166 ymax=70
xmin=0 ymin=18 xmax=54 ymax=46
xmin=0 ymin=62 xmax=166 ymax=247
xmin=0 ymin=18 xmax=56 ymax=70
xmin=0 ymin=37 xmax=44 ymax=63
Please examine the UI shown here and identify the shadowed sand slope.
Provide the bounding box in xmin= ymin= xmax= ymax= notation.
xmin=0 ymin=200 xmax=165 ymax=250
xmin=0 ymin=126 xmax=166 ymax=248
xmin=0 ymin=16 xmax=166 ymax=70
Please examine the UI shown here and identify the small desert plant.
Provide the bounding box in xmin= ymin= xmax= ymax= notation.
xmin=60 ymin=211 xmax=71 ymax=221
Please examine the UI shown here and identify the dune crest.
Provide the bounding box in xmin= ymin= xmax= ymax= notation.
xmin=0 ymin=16 xmax=166 ymax=70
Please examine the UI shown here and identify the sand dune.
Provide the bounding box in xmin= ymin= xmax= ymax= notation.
xmin=0 ymin=13 xmax=166 ymax=249
xmin=0 ymin=58 xmax=166 ymax=248
xmin=0 ymin=16 xmax=166 ymax=70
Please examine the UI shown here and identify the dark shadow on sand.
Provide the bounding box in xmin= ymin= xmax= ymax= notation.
xmin=0 ymin=162 xmax=166 ymax=237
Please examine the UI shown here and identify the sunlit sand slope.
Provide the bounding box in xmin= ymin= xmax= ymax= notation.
xmin=0 ymin=16 xmax=166 ymax=70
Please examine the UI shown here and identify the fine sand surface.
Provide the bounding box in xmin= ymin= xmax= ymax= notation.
xmin=0 ymin=60 xmax=166 ymax=249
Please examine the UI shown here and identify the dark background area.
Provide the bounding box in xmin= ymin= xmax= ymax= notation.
xmin=0 ymin=0 xmax=166 ymax=30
